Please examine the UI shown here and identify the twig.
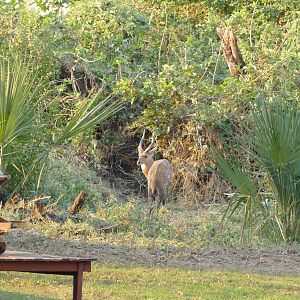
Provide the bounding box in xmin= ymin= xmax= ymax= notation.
xmin=211 ymin=43 xmax=222 ymax=86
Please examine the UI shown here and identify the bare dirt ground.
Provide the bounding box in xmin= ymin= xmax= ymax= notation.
xmin=5 ymin=229 xmax=300 ymax=276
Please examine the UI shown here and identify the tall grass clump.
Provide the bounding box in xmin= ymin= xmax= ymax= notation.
xmin=216 ymin=99 xmax=300 ymax=243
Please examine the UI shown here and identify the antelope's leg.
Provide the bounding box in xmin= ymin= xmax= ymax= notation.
xmin=148 ymin=188 xmax=156 ymax=217
xmin=157 ymin=189 xmax=167 ymax=210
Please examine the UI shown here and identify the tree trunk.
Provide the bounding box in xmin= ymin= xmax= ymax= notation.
xmin=216 ymin=27 xmax=246 ymax=77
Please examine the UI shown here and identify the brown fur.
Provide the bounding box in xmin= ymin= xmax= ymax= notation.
xmin=137 ymin=132 xmax=172 ymax=216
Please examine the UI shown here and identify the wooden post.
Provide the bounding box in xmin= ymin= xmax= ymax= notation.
xmin=216 ymin=27 xmax=246 ymax=77
xmin=73 ymin=262 xmax=84 ymax=300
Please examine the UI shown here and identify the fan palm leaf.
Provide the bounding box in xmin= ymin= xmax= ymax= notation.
xmin=216 ymin=100 xmax=300 ymax=242
xmin=53 ymin=93 xmax=123 ymax=145
xmin=0 ymin=55 xmax=39 ymax=171
xmin=0 ymin=54 xmax=123 ymax=193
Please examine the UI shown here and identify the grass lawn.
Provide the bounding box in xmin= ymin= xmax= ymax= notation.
xmin=0 ymin=263 xmax=299 ymax=299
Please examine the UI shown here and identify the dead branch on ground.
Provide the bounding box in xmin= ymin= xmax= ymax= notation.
xmin=68 ymin=191 xmax=88 ymax=215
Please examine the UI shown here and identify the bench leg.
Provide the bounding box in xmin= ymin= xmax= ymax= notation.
xmin=73 ymin=262 xmax=84 ymax=300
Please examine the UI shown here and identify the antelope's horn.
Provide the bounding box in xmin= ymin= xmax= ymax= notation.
xmin=138 ymin=130 xmax=146 ymax=152
xmin=145 ymin=136 xmax=155 ymax=152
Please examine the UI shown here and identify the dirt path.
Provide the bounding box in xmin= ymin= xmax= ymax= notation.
xmin=5 ymin=229 xmax=300 ymax=276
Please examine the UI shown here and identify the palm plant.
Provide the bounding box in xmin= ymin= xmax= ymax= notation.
xmin=216 ymin=100 xmax=300 ymax=243
xmin=0 ymin=54 xmax=123 ymax=190
xmin=53 ymin=93 xmax=122 ymax=146
xmin=0 ymin=55 xmax=39 ymax=173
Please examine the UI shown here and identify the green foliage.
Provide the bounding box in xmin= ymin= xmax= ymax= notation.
xmin=1 ymin=0 xmax=300 ymax=236
xmin=40 ymin=149 xmax=108 ymax=208
xmin=0 ymin=53 xmax=122 ymax=196
xmin=53 ymin=93 xmax=123 ymax=145
xmin=216 ymin=100 xmax=300 ymax=243
xmin=0 ymin=54 xmax=44 ymax=193
xmin=0 ymin=56 xmax=38 ymax=157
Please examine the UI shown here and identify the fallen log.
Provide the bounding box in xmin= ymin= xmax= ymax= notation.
xmin=0 ymin=218 xmax=26 ymax=255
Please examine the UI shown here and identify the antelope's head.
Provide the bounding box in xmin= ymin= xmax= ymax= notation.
xmin=137 ymin=130 xmax=157 ymax=166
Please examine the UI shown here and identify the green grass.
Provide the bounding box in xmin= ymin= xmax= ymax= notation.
xmin=21 ymin=202 xmax=243 ymax=249
xmin=0 ymin=263 xmax=299 ymax=300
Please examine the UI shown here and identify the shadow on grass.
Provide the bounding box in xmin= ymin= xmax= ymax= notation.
xmin=5 ymin=226 xmax=300 ymax=277
xmin=0 ymin=290 xmax=56 ymax=300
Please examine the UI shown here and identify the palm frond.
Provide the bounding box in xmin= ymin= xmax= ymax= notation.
xmin=53 ymin=93 xmax=123 ymax=145
xmin=216 ymin=100 xmax=300 ymax=242
xmin=0 ymin=55 xmax=39 ymax=171
xmin=214 ymin=150 xmax=255 ymax=197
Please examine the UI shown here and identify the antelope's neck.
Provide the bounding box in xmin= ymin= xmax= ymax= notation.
xmin=141 ymin=160 xmax=154 ymax=178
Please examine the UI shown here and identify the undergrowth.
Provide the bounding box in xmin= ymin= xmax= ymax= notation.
xmin=26 ymin=202 xmax=244 ymax=249
xmin=1 ymin=148 xmax=265 ymax=249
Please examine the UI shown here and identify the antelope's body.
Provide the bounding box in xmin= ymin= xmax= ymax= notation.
xmin=137 ymin=131 xmax=172 ymax=216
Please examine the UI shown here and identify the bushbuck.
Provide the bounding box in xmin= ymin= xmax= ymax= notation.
xmin=137 ymin=130 xmax=172 ymax=216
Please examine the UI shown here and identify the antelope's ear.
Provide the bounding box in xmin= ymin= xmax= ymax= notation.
xmin=148 ymin=147 xmax=157 ymax=155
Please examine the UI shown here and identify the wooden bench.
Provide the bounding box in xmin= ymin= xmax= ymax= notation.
xmin=0 ymin=251 xmax=93 ymax=300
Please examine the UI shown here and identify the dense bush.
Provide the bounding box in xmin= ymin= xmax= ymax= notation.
xmin=0 ymin=0 xmax=299 ymax=206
